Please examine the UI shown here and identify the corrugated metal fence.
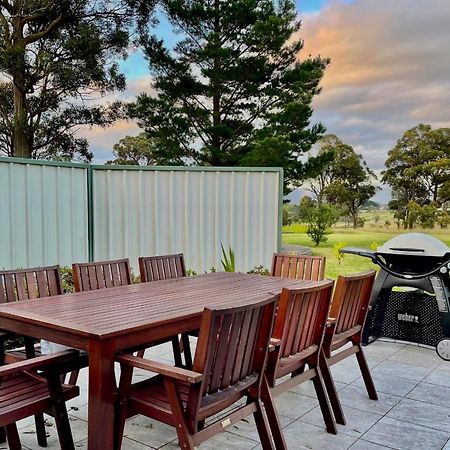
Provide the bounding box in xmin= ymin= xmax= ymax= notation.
xmin=0 ymin=158 xmax=282 ymax=273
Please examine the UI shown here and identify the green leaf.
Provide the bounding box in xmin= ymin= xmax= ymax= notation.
xmin=221 ymin=243 xmax=236 ymax=272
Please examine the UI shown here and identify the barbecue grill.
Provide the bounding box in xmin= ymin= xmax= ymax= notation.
xmin=341 ymin=233 xmax=450 ymax=360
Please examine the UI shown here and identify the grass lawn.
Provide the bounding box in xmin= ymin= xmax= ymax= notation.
xmin=282 ymin=225 xmax=450 ymax=279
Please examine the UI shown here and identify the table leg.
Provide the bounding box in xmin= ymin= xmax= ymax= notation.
xmin=88 ymin=341 xmax=116 ymax=450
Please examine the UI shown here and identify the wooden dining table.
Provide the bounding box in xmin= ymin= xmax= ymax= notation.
xmin=0 ymin=271 xmax=316 ymax=449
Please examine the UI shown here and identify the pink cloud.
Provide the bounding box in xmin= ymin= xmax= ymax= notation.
xmin=299 ymin=0 xmax=450 ymax=169
xmin=76 ymin=76 xmax=154 ymax=163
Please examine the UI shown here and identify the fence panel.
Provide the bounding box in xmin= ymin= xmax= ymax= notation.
xmin=92 ymin=167 xmax=281 ymax=273
xmin=0 ymin=159 xmax=89 ymax=270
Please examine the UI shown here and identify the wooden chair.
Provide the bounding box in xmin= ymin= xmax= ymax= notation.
xmin=139 ymin=254 xmax=192 ymax=368
xmin=0 ymin=265 xmax=63 ymax=359
xmin=0 ymin=350 xmax=82 ymax=450
xmin=271 ymin=253 xmax=326 ymax=281
xmin=115 ymin=294 xmax=287 ymax=450
xmin=319 ymin=270 xmax=378 ymax=426
xmin=0 ymin=265 xmax=86 ymax=447
xmin=72 ymin=258 xmax=132 ymax=292
xmin=262 ymin=280 xmax=338 ymax=436
xmin=139 ymin=253 xmax=186 ymax=282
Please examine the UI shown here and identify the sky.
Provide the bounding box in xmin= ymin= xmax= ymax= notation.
xmin=78 ymin=0 xmax=450 ymax=201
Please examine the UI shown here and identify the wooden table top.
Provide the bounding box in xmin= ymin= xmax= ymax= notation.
xmin=0 ymin=272 xmax=315 ymax=341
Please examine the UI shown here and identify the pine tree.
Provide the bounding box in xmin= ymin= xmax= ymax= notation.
xmin=130 ymin=0 xmax=329 ymax=190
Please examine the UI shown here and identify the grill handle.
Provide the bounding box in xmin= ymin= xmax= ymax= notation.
xmin=339 ymin=247 xmax=377 ymax=261
xmin=372 ymin=254 xmax=448 ymax=280
xmin=341 ymin=247 xmax=448 ymax=279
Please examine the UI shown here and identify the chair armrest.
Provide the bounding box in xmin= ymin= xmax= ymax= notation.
xmin=269 ymin=338 xmax=282 ymax=352
xmin=116 ymin=353 xmax=202 ymax=384
xmin=0 ymin=350 xmax=80 ymax=378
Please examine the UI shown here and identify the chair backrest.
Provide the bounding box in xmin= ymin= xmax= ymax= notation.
xmin=268 ymin=280 xmax=334 ymax=381
xmin=0 ymin=266 xmax=63 ymax=303
xmin=187 ymin=294 xmax=277 ymax=421
xmin=271 ymin=253 xmax=326 ymax=281
xmin=72 ymin=259 xmax=132 ymax=292
xmin=329 ymin=270 xmax=376 ymax=337
xmin=139 ymin=253 xmax=186 ymax=282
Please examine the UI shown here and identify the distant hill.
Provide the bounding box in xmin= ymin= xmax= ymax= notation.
xmin=285 ymin=185 xmax=392 ymax=206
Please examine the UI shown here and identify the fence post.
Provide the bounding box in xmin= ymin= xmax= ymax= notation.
xmin=87 ymin=166 xmax=94 ymax=262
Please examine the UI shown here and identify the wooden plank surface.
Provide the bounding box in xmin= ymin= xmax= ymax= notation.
xmin=0 ymin=273 xmax=313 ymax=341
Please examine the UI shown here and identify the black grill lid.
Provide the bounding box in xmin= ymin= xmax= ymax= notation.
xmin=377 ymin=233 xmax=450 ymax=258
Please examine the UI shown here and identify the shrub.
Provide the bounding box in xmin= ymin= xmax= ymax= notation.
xmin=247 ymin=265 xmax=271 ymax=276
xmin=60 ymin=266 xmax=75 ymax=293
xmin=333 ymin=242 xmax=347 ymax=265
xmin=305 ymin=204 xmax=338 ymax=246
xmin=220 ymin=244 xmax=236 ymax=272
xmin=437 ymin=211 xmax=450 ymax=229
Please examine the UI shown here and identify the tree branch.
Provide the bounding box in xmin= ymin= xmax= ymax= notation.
xmin=23 ymin=14 xmax=63 ymax=45
xmin=0 ymin=10 xmax=11 ymax=40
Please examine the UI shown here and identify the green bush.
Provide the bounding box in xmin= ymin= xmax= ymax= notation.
xmin=305 ymin=204 xmax=339 ymax=246
xmin=333 ymin=242 xmax=347 ymax=265
xmin=60 ymin=266 xmax=75 ymax=293
xmin=247 ymin=265 xmax=271 ymax=276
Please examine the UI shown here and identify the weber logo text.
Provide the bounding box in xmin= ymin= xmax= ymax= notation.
xmin=396 ymin=312 xmax=420 ymax=324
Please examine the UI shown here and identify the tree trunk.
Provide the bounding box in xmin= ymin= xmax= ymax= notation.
xmin=12 ymin=82 xmax=31 ymax=158
xmin=351 ymin=203 xmax=358 ymax=229
xmin=11 ymin=14 xmax=32 ymax=159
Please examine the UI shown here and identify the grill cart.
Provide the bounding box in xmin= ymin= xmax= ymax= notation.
xmin=340 ymin=233 xmax=450 ymax=360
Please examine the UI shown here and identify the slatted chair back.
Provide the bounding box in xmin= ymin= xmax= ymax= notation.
xmin=0 ymin=266 xmax=62 ymax=304
xmin=269 ymin=280 xmax=334 ymax=381
xmin=187 ymin=294 xmax=277 ymax=421
xmin=139 ymin=253 xmax=186 ymax=282
xmin=263 ymin=280 xmax=337 ymax=436
xmin=72 ymin=259 xmax=132 ymax=292
xmin=329 ymin=270 xmax=376 ymax=338
xmin=271 ymin=253 xmax=326 ymax=281
xmin=320 ymin=270 xmax=378 ymax=428
xmin=138 ymin=253 xmax=189 ymax=366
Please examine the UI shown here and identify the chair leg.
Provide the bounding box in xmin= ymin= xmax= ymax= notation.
xmin=181 ymin=334 xmax=193 ymax=369
xmin=68 ymin=369 xmax=80 ymax=386
xmin=171 ymin=336 xmax=184 ymax=368
xmin=0 ymin=426 xmax=6 ymax=443
xmin=34 ymin=413 xmax=48 ymax=447
xmin=312 ymin=368 xmax=338 ymax=435
xmin=164 ymin=377 xmax=195 ymax=450
xmin=115 ymin=364 xmax=134 ymax=450
xmin=319 ymin=352 xmax=346 ymax=425
xmin=5 ymin=423 xmax=21 ymax=450
xmin=46 ymin=372 xmax=74 ymax=450
xmin=355 ymin=344 xmax=378 ymax=400
xmin=260 ymin=378 xmax=287 ymax=450
xmin=253 ymin=402 xmax=276 ymax=450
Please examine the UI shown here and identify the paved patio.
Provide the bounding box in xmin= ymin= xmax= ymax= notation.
xmin=10 ymin=339 xmax=450 ymax=450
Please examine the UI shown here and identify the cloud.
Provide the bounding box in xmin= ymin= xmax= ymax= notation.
xmin=299 ymin=0 xmax=450 ymax=170
xmin=77 ymin=76 xmax=153 ymax=163
xmin=81 ymin=0 xmax=450 ymax=171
